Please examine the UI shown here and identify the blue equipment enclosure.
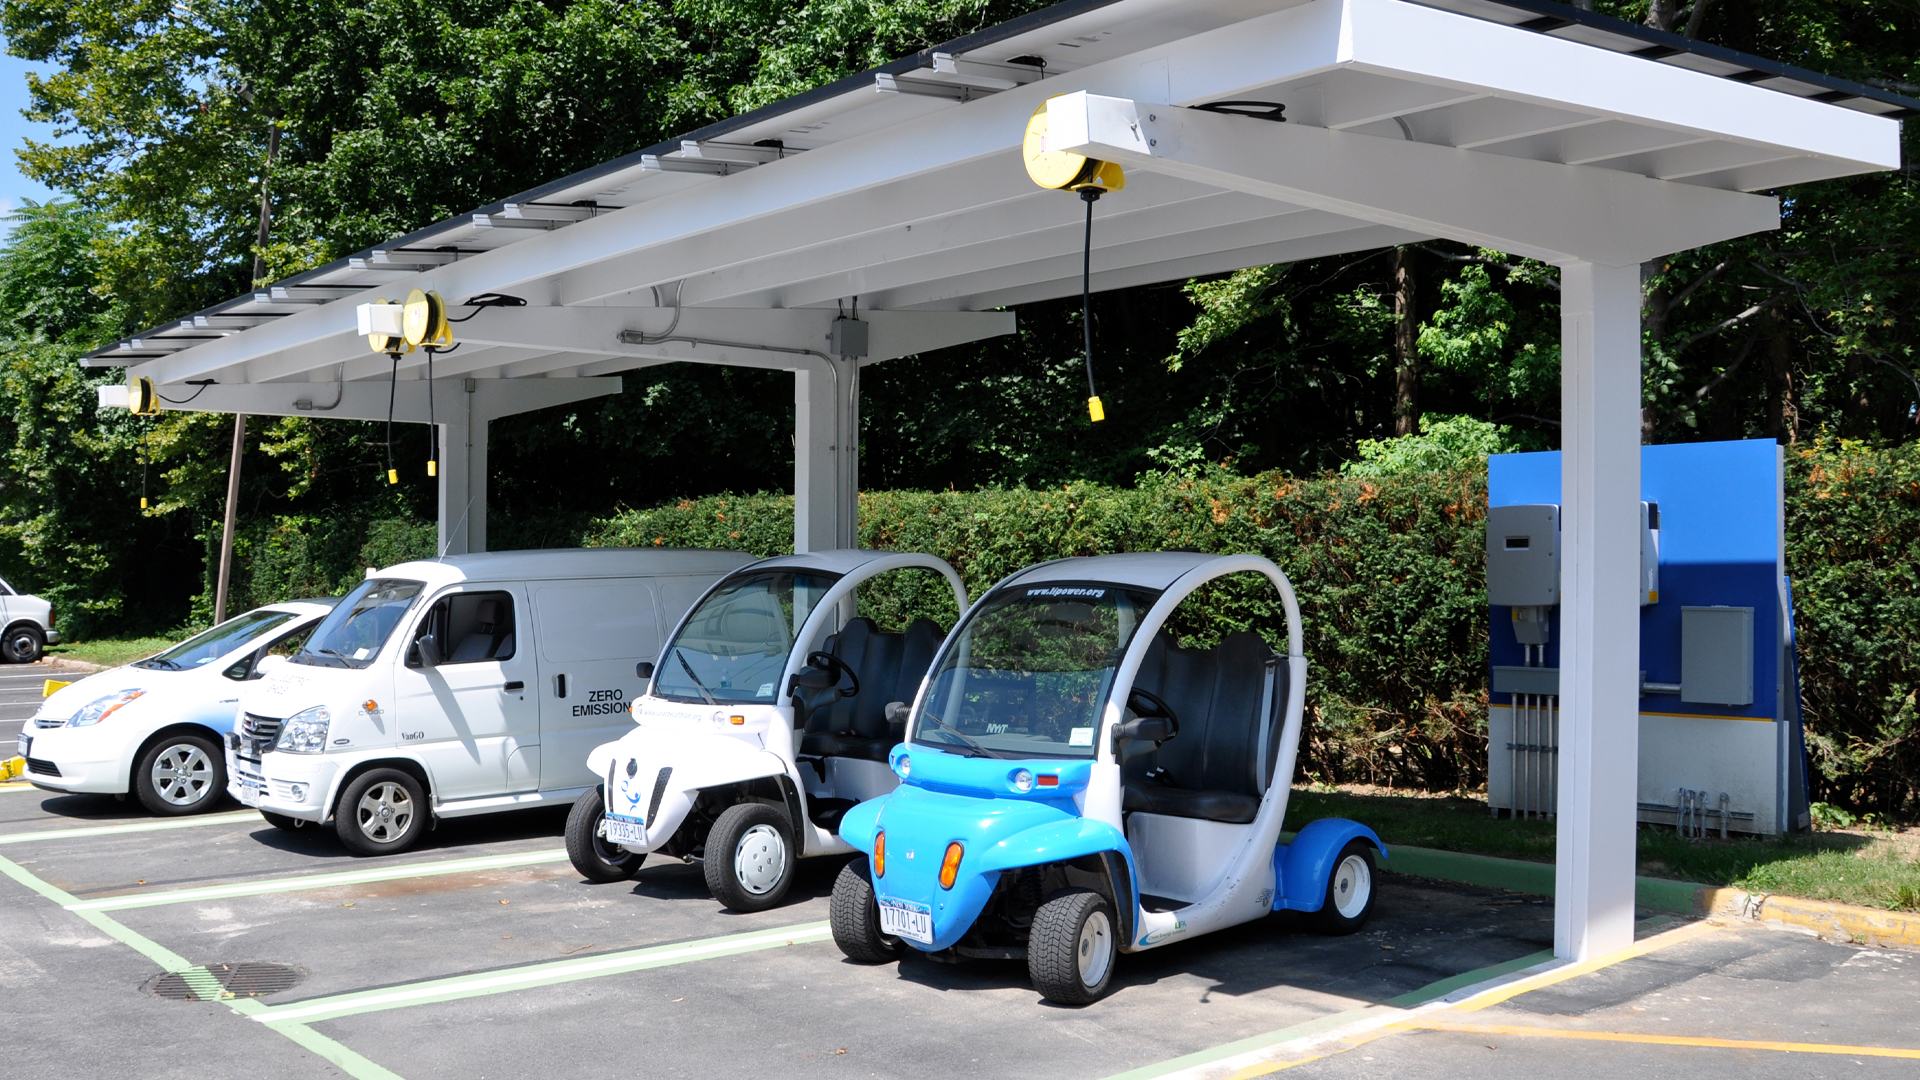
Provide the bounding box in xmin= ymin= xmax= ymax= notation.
xmin=1487 ymin=438 xmax=1809 ymax=834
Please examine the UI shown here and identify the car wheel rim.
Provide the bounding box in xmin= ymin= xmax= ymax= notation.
xmin=356 ymin=781 xmax=414 ymax=843
xmin=1077 ymin=909 xmax=1113 ymax=987
xmin=591 ymin=822 xmax=629 ymax=867
xmin=733 ymin=823 xmax=787 ymax=895
xmin=151 ymin=745 xmax=213 ymax=806
xmin=1332 ymin=854 xmax=1372 ymax=919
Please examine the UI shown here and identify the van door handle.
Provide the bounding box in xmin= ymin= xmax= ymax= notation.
xmin=503 ymin=681 xmax=525 ymax=692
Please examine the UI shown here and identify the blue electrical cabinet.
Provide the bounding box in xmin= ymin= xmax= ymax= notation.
xmin=1487 ymin=438 xmax=1810 ymax=835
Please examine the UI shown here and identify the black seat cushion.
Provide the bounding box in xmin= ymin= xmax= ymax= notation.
xmin=797 ymin=616 xmax=943 ymax=761
xmin=1121 ymin=630 xmax=1286 ymax=823
xmin=1122 ymin=779 xmax=1260 ymax=824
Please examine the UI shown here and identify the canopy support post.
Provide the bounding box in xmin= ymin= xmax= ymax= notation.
xmin=1554 ymin=260 xmax=1643 ymax=961
xmin=793 ymin=358 xmax=858 ymax=554
xmin=437 ymin=382 xmax=486 ymax=556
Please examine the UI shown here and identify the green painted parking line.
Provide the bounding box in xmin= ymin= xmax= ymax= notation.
xmin=68 ymin=848 xmax=572 ymax=911
xmin=261 ymin=921 xmax=835 ymax=1024
xmin=0 ymin=809 xmax=262 ymax=844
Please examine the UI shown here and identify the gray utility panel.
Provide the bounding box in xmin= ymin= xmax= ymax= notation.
xmin=1680 ymin=605 xmax=1755 ymax=706
xmin=1484 ymin=504 xmax=1559 ymax=607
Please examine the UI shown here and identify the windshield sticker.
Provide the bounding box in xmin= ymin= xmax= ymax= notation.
xmin=757 ymin=682 xmax=775 ymax=696
xmin=573 ymin=688 xmax=632 ymax=718
xmin=1024 ymin=586 xmax=1107 ymax=599
xmin=1069 ymin=727 xmax=1094 ymax=746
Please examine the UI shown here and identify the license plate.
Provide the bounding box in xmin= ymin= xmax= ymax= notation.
xmin=15 ymin=734 xmax=28 ymax=758
xmin=237 ymin=780 xmax=261 ymax=807
xmin=604 ymin=815 xmax=645 ymax=846
xmin=877 ymin=896 xmax=933 ymax=944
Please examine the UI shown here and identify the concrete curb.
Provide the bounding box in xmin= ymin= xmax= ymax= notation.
xmin=1383 ymin=843 xmax=1920 ymax=950
xmin=40 ymin=658 xmax=106 ymax=674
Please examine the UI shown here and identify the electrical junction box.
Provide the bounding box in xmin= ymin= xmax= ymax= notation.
xmin=1485 ymin=504 xmax=1559 ymax=607
xmin=1641 ymin=501 xmax=1660 ymax=606
xmin=1681 ymin=606 xmax=1754 ymax=706
xmin=828 ymin=318 xmax=869 ymax=359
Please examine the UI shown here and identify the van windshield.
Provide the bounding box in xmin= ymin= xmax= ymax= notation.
xmin=653 ymin=570 xmax=840 ymax=705
xmin=912 ymin=582 xmax=1159 ymax=760
xmin=293 ymin=579 xmax=424 ymax=669
xmin=134 ymin=609 xmax=301 ymax=671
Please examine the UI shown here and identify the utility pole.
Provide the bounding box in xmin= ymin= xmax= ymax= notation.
xmin=215 ymin=118 xmax=278 ymax=623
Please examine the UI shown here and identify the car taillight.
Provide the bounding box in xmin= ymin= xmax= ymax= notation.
xmin=46 ymin=606 xmax=54 ymax=629
xmin=939 ymin=842 xmax=963 ymax=889
xmin=874 ymin=831 xmax=886 ymax=878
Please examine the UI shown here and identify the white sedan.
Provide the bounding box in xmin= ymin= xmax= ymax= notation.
xmin=19 ymin=600 xmax=338 ymax=815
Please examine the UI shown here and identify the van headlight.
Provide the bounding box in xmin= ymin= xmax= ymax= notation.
xmin=275 ymin=706 xmax=331 ymax=754
xmin=69 ymin=689 xmax=145 ymax=728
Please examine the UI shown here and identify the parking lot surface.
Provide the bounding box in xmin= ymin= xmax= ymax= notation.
xmin=1 ymin=782 xmax=1914 ymax=1080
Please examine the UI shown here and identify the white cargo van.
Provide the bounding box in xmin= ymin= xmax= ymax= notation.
xmin=227 ymin=548 xmax=752 ymax=854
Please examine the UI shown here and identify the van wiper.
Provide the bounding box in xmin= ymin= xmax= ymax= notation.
xmin=920 ymin=712 xmax=993 ymax=758
xmin=673 ymin=649 xmax=718 ymax=705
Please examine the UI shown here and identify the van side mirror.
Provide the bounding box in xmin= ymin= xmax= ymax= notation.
xmin=635 ymin=661 xmax=654 ymax=681
xmin=412 ymin=633 xmax=442 ymax=668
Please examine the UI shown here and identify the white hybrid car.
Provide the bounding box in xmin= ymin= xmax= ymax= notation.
xmin=20 ymin=600 xmax=338 ymax=814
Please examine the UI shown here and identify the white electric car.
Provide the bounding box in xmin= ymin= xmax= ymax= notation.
xmin=572 ymin=550 xmax=966 ymax=912
xmin=231 ymin=548 xmax=752 ymax=855
xmin=19 ymin=600 xmax=338 ymax=814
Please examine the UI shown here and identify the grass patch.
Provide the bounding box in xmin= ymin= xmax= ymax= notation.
xmin=46 ymin=637 xmax=170 ymax=669
xmin=1285 ymin=786 xmax=1920 ymax=912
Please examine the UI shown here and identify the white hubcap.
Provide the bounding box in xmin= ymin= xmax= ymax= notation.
xmin=1077 ymin=910 xmax=1113 ymax=987
xmin=151 ymin=745 xmax=212 ymax=805
xmin=733 ymin=823 xmax=787 ymax=895
xmin=356 ymin=782 xmax=415 ymax=842
xmin=1331 ymin=853 xmax=1372 ymax=919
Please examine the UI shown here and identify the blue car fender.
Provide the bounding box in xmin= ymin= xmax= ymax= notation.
xmin=1275 ymin=818 xmax=1387 ymax=913
xmin=839 ymin=795 xmax=883 ymax=855
xmin=976 ymin=816 xmax=1128 ymax=873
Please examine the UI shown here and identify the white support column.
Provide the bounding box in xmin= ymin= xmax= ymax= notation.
xmin=435 ymin=383 xmax=488 ymax=556
xmin=1554 ymin=261 xmax=1643 ymax=961
xmin=792 ymin=357 xmax=858 ymax=554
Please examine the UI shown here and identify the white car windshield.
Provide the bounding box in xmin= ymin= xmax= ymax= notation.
xmin=912 ymin=583 xmax=1159 ymax=760
xmin=653 ymin=569 xmax=841 ymax=705
xmin=294 ymin=579 xmax=424 ymax=669
xmin=133 ymin=609 xmax=302 ymax=671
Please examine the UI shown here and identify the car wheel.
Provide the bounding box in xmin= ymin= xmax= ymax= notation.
xmin=3 ymin=625 xmax=44 ymax=664
xmin=335 ymin=768 xmax=428 ymax=856
xmin=1029 ymin=888 xmax=1117 ymax=1005
xmin=133 ymin=734 xmax=225 ymax=816
xmin=830 ymin=857 xmax=904 ymax=963
xmin=1310 ymin=841 xmax=1377 ymax=935
xmin=260 ymin=811 xmax=307 ymax=831
xmin=566 ymin=787 xmax=645 ymax=883
xmin=704 ymin=802 xmax=795 ymax=912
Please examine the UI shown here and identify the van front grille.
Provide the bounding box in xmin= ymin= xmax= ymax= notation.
xmin=239 ymin=713 xmax=283 ymax=757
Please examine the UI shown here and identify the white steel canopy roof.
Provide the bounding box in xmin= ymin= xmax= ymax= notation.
xmin=89 ymin=0 xmax=1907 ymax=394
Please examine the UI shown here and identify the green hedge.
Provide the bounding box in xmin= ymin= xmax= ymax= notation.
xmin=591 ymin=442 xmax=1920 ymax=819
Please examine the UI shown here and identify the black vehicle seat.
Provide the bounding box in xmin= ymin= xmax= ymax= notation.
xmin=1122 ymin=631 xmax=1286 ymax=824
xmin=798 ymin=616 xmax=943 ymax=762
xmin=448 ymin=598 xmax=514 ymax=662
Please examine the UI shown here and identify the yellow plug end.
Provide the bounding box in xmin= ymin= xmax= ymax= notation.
xmin=387 ymin=468 xmax=399 ymax=485
xmin=1087 ymin=395 xmax=1105 ymax=423
xmin=427 ymin=460 xmax=437 ymax=477
xmin=140 ymin=497 xmax=148 ymax=509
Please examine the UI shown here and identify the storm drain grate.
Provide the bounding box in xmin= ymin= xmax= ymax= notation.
xmin=143 ymin=962 xmax=308 ymax=1000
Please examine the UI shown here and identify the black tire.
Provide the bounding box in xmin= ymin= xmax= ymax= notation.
xmin=334 ymin=768 xmax=428 ymax=856
xmin=830 ymin=857 xmax=904 ymax=963
xmin=1028 ymin=888 xmax=1118 ymax=1005
xmin=567 ymin=787 xmax=645 ymax=883
xmin=132 ymin=733 xmax=225 ymax=816
xmin=260 ymin=811 xmax=307 ymax=831
xmin=704 ymin=802 xmax=796 ymax=912
xmin=3 ymin=624 xmax=43 ymax=664
xmin=1310 ymin=840 xmax=1378 ymax=935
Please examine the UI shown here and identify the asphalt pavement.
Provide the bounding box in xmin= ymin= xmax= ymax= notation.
xmin=0 ymin=662 xmax=84 ymax=747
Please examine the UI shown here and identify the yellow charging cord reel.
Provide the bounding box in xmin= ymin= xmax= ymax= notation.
xmin=1023 ymin=99 xmax=1124 ymax=423
xmin=361 ymin=289 xmax=454 ymax=484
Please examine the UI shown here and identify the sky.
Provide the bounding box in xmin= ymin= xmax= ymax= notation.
xmin=0 ymin=50 xmax=62 ymax=234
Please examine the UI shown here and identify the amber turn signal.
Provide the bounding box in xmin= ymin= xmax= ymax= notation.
xmin=873 ymin=831 xmax=886 ymax=878
xmin=939 ymin=841 xmax=964 ymax=889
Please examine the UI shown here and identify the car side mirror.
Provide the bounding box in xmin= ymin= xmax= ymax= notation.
xmin=412 ymin=633 xmax=442 ymax=668
xmin=884 ymin=701 xmax=911 ymax=725
xmin=635 ymin=660 xmax=654 ymax=681
xmin=256 ymin=654 xmax=287 ymax=674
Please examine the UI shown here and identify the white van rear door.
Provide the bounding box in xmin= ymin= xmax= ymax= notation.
xmin=394 ymin=585 xmax=541 ymax=799
xmin=531 ymin=581 xmax=663 ymax=790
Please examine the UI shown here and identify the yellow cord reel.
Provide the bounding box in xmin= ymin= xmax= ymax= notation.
xmin=127 ymin=376 xmax=161 ymax=416
xmin=402 ymin=289 xmax=452 ymax=347
xmin=1022 ymin=100 xmax=1125 ymax=194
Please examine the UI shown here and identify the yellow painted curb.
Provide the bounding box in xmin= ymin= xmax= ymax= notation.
xmin=1699 ymin=886 xmax=1920 ymax=949
xmin=0 ymin=757 xmax=25 ymax=782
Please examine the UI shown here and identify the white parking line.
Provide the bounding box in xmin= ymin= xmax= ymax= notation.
xmin=69 ymin=848 xmax=572 ymax=910
xmin=0 ymin=810 xmax=262 ymax=844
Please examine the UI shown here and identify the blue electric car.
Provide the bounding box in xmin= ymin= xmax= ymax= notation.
xmin=830 ymin=552 xmax=1384 ymax=1004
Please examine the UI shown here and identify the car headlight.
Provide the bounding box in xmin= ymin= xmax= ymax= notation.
xmin=274 ymin=706 xmax=331 ymax=754
xmin=69 ymin=689 xmax=146 ymax=728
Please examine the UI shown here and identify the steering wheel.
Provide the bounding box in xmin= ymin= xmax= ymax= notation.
xmin=804 ymin=651 xmax=860 ymax=699
xmin=1126 ymin=687 xmax=1181 ymax=739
